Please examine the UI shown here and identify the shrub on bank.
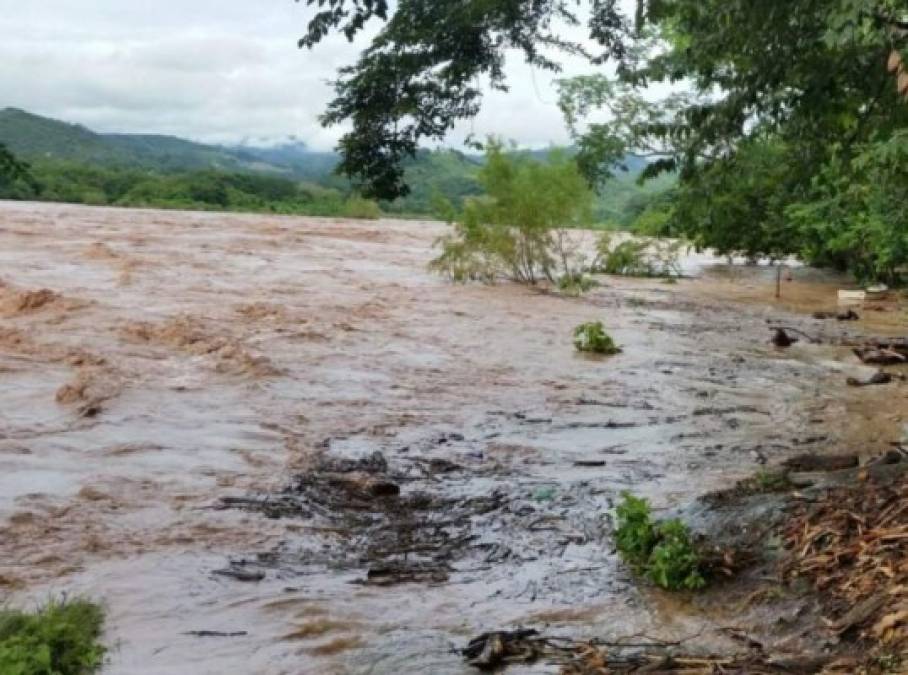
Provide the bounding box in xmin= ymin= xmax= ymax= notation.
xmin=0 ymin=599 xmax=106 ymax=674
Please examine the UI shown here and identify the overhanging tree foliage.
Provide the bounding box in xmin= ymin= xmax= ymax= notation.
xmin=298 ymin=0 xmax=633 ymax=199
xmin=300 ymin=0 xmax=908 ymax=280
xmin=300 ymin=0 xmax=908 ymax=194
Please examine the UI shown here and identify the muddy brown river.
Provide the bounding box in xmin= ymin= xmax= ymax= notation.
xmin=0 ymin=201 xmax=905 ymax=674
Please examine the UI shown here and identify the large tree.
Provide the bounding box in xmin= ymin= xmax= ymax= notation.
xmin=299 ymin=0 xmax=634 ymax=198
xmin=300 ymin=0 xmax=908 ymax=199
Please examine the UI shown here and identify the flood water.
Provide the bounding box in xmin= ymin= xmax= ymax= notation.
xmin=0 ymin=202 xmax=905 ymax=674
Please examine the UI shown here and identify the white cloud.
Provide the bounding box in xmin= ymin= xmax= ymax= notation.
xmin=0 ymin=1 xmax=610 ymax=150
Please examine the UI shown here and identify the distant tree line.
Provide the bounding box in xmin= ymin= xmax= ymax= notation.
xmin=0 ymin=155 xmax=382 ymax=218
xmin=0 ymin=144 xmax=673 ymax=228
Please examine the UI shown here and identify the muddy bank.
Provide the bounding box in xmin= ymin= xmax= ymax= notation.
xmin=0 ymin=202 xmax=904 ymax=674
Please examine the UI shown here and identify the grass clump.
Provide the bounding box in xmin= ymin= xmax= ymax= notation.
xmin=0 ymin=599 xmax=106 ymax=674
xmin=573 ymin=321 xmax=621 ymax=355
xmin=614 ymin=492 xmax=705 ymax=591
xmin=729 ymin=469 xmax=794 ymax=498
xmin=752 ymin=469 xmax=793 ymax=492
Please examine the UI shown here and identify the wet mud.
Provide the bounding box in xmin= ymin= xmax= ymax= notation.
xmin=0 ymin=202 xmax=905 ymax=674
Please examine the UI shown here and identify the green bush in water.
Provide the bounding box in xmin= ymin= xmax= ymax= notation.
xmin=573 ymin=321 xmax=621 ymax=354
xmin=593 ymin=233 xmax=683 ymax=278
xmin=557 ymin=272 xmax=597 ymax=297
xmin=614 ymin=492 xmax=705 ymax=591
xmin=341 ymin=196 xmax=383 ymax=220
xmin=430 ymin=140 xmax=595 ymax=285
xmin=0 ymin=598 xmax=106 ymax=674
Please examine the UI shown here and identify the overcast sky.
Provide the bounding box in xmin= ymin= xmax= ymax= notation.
xmin=0 ymin=1 xmax=606 ymax=151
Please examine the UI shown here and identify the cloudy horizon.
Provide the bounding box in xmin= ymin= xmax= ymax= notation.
xmin=0 ymin=1 xmax=608 ymax=152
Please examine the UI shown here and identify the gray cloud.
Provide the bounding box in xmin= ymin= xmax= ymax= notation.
xmin=0 ymin=1 xmax=605 ymax=150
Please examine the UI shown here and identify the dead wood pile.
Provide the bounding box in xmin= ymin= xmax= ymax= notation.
xmin=782 ymin=473 xmax=908 ymax=670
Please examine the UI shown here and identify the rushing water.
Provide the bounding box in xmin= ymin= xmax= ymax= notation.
xmin=0 ymin=202 xmax=904 ymax=674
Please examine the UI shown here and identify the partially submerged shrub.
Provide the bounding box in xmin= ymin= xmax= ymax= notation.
xmin=614 ymin=492 xmax=705 ymax=591
xmin=429 ymin=199 xmax=528 ymax=283
xmin=598 ymin=237 xmax=651 ymax=276
xmin=593 ymin=233 xmax=683 ymax=278
xmin=431 ymin=140 xmax=594 ymax=284
xmin=341 ymin=196 xmax=382 ymax=220
xmin=0 ymin=598 xmax=106 ymax=674
xmin=557 ymin=272 xmax=597 ymax=297
xmin=573 ymin=321 xmax=621 ymax=355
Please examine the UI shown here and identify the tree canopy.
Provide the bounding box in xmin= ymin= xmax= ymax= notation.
xmin=301 ymin=0 xmax=908 ymax=281
xmin=299 ymin=0 xmax=634 ymax=198
xmin=300 ymin=0 xmax=908 ymax=197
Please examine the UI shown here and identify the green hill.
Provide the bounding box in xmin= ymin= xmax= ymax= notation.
xmin=0 ymin=108 xmax=265 ymax=172
xmin=0 ymin=108 xmax=674 ymax=226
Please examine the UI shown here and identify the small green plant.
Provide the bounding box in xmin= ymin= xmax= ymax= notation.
xmin=728 ymin=469 xmax=793 ymax=497
xmin=614 ymin=492 xmax=705 ymax=591
xmin=0 ymin=598 xmax=106 ymax=674
xmin=573 ymin=321 xmax=621 ymax=355
xmin=647 ymin=520 xmax=706 ymax=590
xmin=876 ymin=652 xmax=903 ymax=673
xmin=614 ymin=492 xmax=657 ymax=570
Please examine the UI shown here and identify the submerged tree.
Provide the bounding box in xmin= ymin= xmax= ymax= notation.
xmin=430 ymin=140 xmax=594 ymax=284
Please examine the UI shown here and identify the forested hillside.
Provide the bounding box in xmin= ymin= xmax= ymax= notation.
xmin=0 ymin=108 xmax=672 ymax=226
xmin=0 ymin=108 xmax=264 ymax=172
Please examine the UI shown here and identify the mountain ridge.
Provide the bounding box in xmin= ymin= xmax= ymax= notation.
xmin=0 ymin=107 xmax=354 ymax=178
xmin=0 ymin=107 xmax=652 ymax=180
